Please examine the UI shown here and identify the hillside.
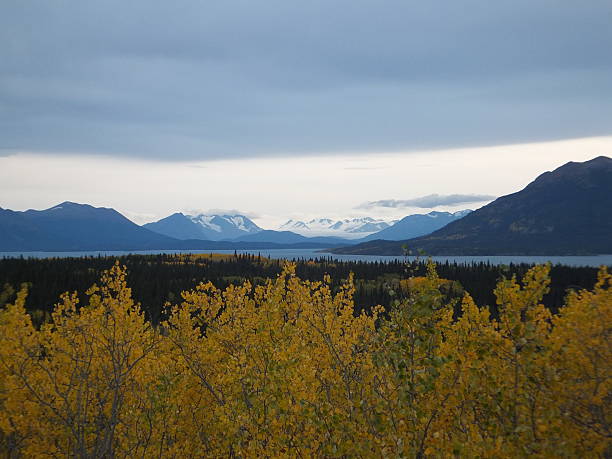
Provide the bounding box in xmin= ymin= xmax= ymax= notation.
xmin=331 ymin=156 xmax=612 ymax=255
xmin=0 ymin=202 xmax=176 ymax=251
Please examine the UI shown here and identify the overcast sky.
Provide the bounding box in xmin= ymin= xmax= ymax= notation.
xmin=1 ymin=1 xmax=611 ymax=227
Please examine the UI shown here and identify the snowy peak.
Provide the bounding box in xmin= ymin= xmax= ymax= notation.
xmin=278 ymin=217 xmax=396 ymax=239
xmin=144 ymin=212 xmax=262 ymax=241
xmin=307 ymin=218 xmax=334 ymax=226
xmin=188 ymin=213 xmax=262 ymax=238
xmin=279 ymin=219 xmax=309 ymax=230
xmin=225 ymin=215 xmax=260 ymax=232
xmin=328 ymin=218 xmax=391 ymax=233
xmin=190 ymin=215 xmax=222 ymax=233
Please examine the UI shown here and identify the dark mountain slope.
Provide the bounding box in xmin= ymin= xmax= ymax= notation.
xmin=0 ymin=208 xmax=58 ymax=250
xmin=331 ymin=156 xmax=612 ymax=255
xmin=0 ymin=202 xmax=177 ymax=251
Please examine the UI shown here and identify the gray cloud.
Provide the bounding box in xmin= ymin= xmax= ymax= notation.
xmin=184 ymin=208 xmax=261 ymax=219
xmin=358 ymin=194 xmax=496 ymax=209
xmin=1 ymin=1 xmax=611 ymax=160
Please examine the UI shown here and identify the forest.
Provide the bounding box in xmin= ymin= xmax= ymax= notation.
xmin=0 ymin=255 xmax=610 ymax=456
xmin=0 ymin=253 xmax=603 ymax=323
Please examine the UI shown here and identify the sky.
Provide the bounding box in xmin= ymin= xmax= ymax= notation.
xmin=1 ymin=1 xmax=611 ymax=228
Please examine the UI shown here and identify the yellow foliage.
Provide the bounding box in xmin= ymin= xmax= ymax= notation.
xmin=0 ymin=262 xmax=610 ymax=457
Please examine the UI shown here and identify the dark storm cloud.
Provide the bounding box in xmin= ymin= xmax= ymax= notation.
xmin=358 ymin=194 xmax=496 ymax=209
xmin=1 ymin=0 xmax=611 ymax=160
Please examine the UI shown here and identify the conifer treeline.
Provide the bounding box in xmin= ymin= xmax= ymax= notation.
xmin=0 ymin=253 xmax=602 ymax=323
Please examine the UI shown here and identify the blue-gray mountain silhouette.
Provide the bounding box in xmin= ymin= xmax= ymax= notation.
xmin=0 ymin=203 xmax=350 ymax=251
xmin=0 ymin=202 xmax=175 ymax=251
xmin=359 ymin=210 xmax=471 ymax=242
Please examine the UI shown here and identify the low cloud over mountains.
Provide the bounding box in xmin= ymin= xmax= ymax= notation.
xmin=358 ymin=194 xmax=496 ymax=209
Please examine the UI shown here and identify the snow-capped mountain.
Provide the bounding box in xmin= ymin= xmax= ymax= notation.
xmin=190 ymin=214 xmax=261 ymax=236
xmin=278 ymin=217 xmax=397 ymax=239
xmin=144 ymin=213 xmax=262 ymax=241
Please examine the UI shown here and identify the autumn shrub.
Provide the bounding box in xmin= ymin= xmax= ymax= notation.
xmin=0 ymin=262 xmax=609 ymax=457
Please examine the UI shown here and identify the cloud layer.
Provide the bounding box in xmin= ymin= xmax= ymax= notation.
xmin=184 ymin=209 xmax=261 ymax=219
xmin=358 ymin=194 xmax=496 ymax=209
xmin=1 ymin=1 xmax=611 ymax=160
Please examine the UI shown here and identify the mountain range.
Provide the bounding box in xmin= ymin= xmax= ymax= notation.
xmin=0 ymin=203 xmax=354 ymax=251
xmin=331 ymin=156 xmax=612 ymax=255
xmin=142 ymin=212 xmax=471 ymax=244
xmin=279 ymin=217 xmax=395 ymax=238
xmin=2 ymin=156 xmax=609 ymax=254
xmin=0 ymin=204 xmax=474 ymax=251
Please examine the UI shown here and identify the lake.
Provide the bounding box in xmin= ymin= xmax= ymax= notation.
xmin=1 ymin=249 xmax=611 ymax=267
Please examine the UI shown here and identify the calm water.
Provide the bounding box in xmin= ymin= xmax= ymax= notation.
xmin=1 ymin=249 xmax=611 ymax=267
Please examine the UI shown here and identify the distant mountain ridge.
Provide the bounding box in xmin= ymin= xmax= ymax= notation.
xmin=279 ymin=217 xmax=396 ymax=238
xmin=330 ymin=156 xmax=612 ymax=255
xmin=144 ymin=211 xmax=472 ymax=245
xmin=144 ymin=212 xmax=262 ymax=241
xmin=0 ymin=202 xmax=175 ymax=251
xmin=0 ymin=203 xmax=351 ymax=251
xmin=360 ymin=210 xmax=472 ymax=242
xmin=0 ymin=203 xmax=481 ymax=251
